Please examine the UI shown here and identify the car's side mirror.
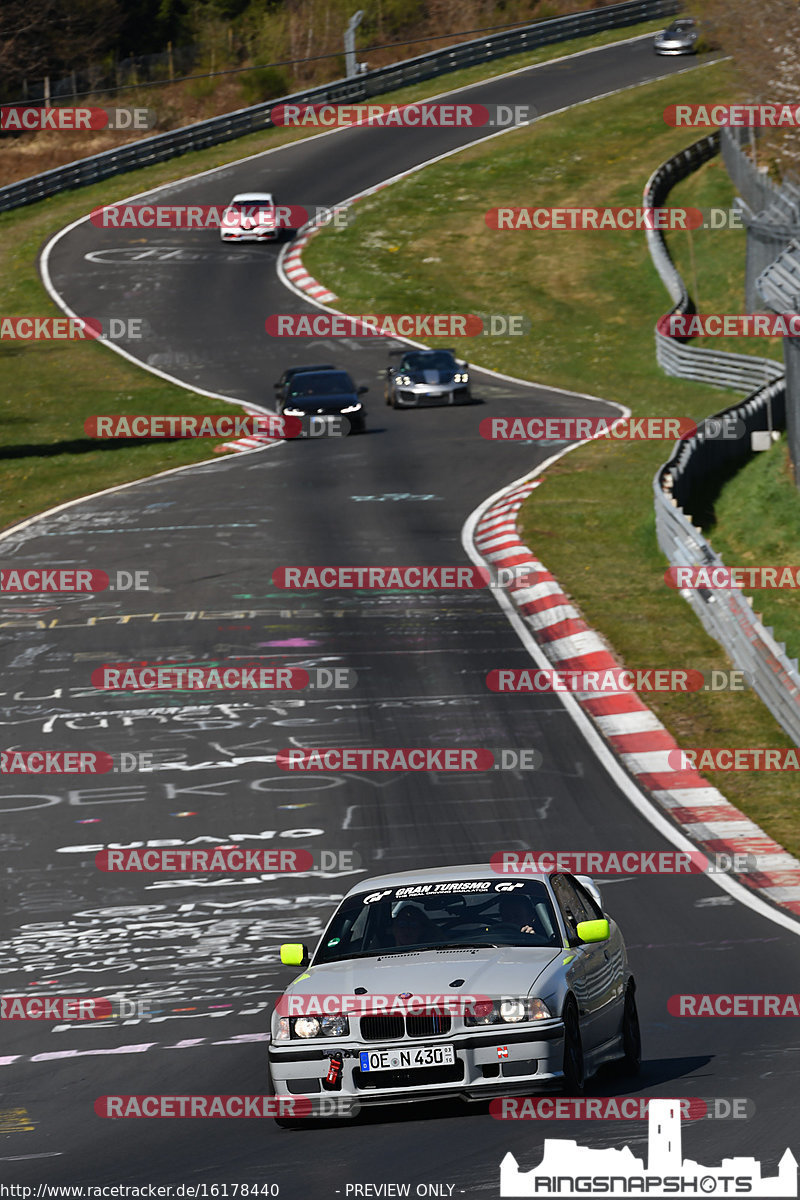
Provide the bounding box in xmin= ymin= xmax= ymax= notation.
xmin=273 ymin=382 xmax=282 ymax=390
xmin=358 ymin=385 xmax=369 ymax=395
xmin=280 ymin=943 xmax=309 ymax=966
xmin=576 ymin=919 xmax=610 ymax=944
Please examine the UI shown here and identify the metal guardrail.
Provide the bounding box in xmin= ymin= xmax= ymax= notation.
xmin=758 ymin=240 xmax=800 ymax=483
xmin=0 ymin=0 xmax=678 ymax=214
xmin=720 ymin=125 xmax=781 ymax=214
xmin=648 ymin=139 xmax=800 ymax=746
xmin=644 ymin=134 xmax=783 ymax=391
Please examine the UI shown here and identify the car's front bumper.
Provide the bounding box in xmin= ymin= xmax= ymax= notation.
xmin=269 ymin=1022 xmax=564 ymax=1108
xmin=220 ymin=229 xmax=278 ymax=241
xmin=653 ymin=42 xmax=696 ymax=54
xmin=394 ymin=384 xmax=470 ymax=407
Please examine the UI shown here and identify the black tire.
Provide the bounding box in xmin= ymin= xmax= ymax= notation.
xmin=561 ymin=998 xmax=585 ymax=1094
xmin=619 ymin=983 xmax=642 ymax=1076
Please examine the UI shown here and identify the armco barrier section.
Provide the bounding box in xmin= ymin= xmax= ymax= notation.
xmin=0 ymin=0 xmax=678 ymax=213
xmin=644 ymin=134 xmax=783 ymax=391
xmin=758 ymin=240 xmax=800 ymax=481
xmin=648 ymin=140 xmax=800 ymax=745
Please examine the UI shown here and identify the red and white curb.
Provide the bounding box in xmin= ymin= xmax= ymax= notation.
xmin=213 ymin=405 xmax=281 ymax=455
xmin=281 ymin=229 xmax=338 ymax=303
xmin=472 ymin=476 xmax=800 ymax=919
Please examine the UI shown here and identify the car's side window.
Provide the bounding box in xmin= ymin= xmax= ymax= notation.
xmin=551 ymin=874 xmax=592 ymax=941
xmin=569 ymin=878 xmax=603 ymax=921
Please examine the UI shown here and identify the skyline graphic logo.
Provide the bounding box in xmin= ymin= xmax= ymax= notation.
xmin=499 ymin=1099 xmax=797 ymax=1196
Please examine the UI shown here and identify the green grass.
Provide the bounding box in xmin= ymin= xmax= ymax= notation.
xmin=0 ymin=17 xmax=667 ymax=533
xmin=303 ymin=62 xmax=800 ymax=860
xmin=709 ymin=435 xmax=800 ymax=664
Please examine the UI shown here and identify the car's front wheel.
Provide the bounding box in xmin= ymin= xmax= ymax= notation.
xmin=618 ymin=982 xmax=642 ymax=1076
xmin=561 ymin=998 xmax=585 ymax=1094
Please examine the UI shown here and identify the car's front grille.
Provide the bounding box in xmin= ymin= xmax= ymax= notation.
xmin=354 ymin=1061 xmax=464 ymax=1090
xmin=406 ymin=1014 xmax=451 ymax=1038
xmin=359 ymin=1014 xmax=452 ymax=1041
xmin=360 ymin=1015 xmax=405 ymax=1042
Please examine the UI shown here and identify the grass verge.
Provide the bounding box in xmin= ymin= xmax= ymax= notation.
xmin=0 ymin=18 xmax=667 ymax=532
xmin=303 ymin=62 xmax=800 ymax=859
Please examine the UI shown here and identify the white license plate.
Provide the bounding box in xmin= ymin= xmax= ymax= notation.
xmin=359 ymin=1044 xmax=455 ymax=1072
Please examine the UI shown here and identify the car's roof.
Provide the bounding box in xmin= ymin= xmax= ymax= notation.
xmin=229 ymin=192 xmax=274 ymax=203
xmin=344 ymin=863 xmax=548 ymax=897
xmin=291 ymin=368 xmax=351 ymax=381
xmin=283 ymin=364 xmax=336 ymax=376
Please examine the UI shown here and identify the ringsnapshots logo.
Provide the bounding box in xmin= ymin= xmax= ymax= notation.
xmin=498 ymin=1098 xmax=797 ymax=1197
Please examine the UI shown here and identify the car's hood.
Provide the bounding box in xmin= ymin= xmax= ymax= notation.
xmin=284 ymin=947 xmax=562 ymax=1001
xmin=409 ymin=369 xmax=454 ymax=385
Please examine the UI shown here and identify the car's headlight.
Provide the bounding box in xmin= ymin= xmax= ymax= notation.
xmin=320 ymin=1014 xmax=350 ymax=1037
xmin=340 ymin=403 xmax=362 ymax=413
xmin=274 ymin=1016 xmax=291 ymax=1041
xmin=396 ymin=375 xmax=411 ymax=386
xmin=289 ymin=1014 xmax=350 ymax=1038
xmin=283 ymin=406 xmax=305 ymax=416
xmin=465 ymin=997 xmax=552 ymax=1026
xmin=293 ymin=1016 xmax=321 ymax=1038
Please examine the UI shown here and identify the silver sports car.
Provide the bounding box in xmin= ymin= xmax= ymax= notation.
xmin=653 ymin=18 xmax=698 ymax=55
xmin=385 ymin=349 xmax=471 ymax=407
xmin=268 ymin=864 xmax=640 ymax=1115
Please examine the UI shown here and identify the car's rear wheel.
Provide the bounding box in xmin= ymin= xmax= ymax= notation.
xmin=561 ymin=998 xmax=585 ymax=1094
xmin=619 ymin=982 xmax=642 ymax=1076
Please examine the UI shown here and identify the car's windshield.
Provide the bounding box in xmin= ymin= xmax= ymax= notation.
xmin=401 ymin=352 xmax=457 ymax=372
xmin=289 ymin=372 xmax=353 ymax=397
xmin=227 ymin=199 xmax=273 ymax=209
xmin=312 ymin=879 xmax=561 ymax=965
xmin=666 ymin=20 xmax=693 ymax=32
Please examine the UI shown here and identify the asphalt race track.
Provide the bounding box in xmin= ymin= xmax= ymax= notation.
xmin=2 ymin=31 xmax=799 ymax=1196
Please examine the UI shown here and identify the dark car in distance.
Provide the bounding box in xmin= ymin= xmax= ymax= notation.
xmin=274 ymin=367 xmax=367 ymax=433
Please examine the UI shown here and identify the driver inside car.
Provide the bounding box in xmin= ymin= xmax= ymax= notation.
xmin=497 ymin=893 xmax=538 ymax=935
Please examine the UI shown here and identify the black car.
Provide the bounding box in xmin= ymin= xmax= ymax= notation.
xmin=274 ymin=368 xmax=368 ymax=433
